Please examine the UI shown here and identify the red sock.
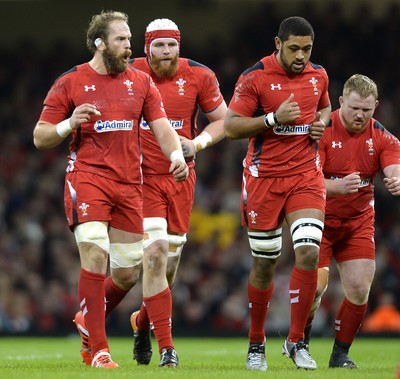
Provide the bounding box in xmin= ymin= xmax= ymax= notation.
xmin=136 ymin=302 xmax=150 ymax=331
xmin=248 ymin=282 xmax=274 ymax=343
xmin=144 ymin=287 xmax=173 ymax=352
xmin=104 ymin=276 xmax=129 ymax=318
xmin=334 ymin=297 xmax=367 ymax=345
xmin=288 ymin=266 xmax=318 ymax=343
xmin=79 ymin=268 xmax=107 ymax=355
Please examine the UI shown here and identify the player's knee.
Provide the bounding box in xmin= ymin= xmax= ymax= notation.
xmin=248 ymin=229 xmax=282 ymax=259
xmin=290 ymin=218 xmax=324 ymax=250
xmin=168 ymin=233 xmax=186 ymax=258
xmin=316 ymin=267 xmax=329 ymax=297
xmin=109 ymin=240 xmax=143 ymax=270
xmin=74 ymin=221 xmax=110 ymax=253
xmin=315 ymin=280 xmax=328 ymax=299
xmin=348 ymin=283 xmax=371 ymax=305
xmin=143 ymin=217 xmax=168 ymax=249
xmin=111 ymin=264 xmax=141 ymax=290
xmin=291 ymin=218 xmax=323 ymax=266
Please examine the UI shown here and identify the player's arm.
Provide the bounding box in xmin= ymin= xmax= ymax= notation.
xmin=383 ymin=164 xmax=400 ymax=196
xmin=309 ymin=104 xmax=332 ymax=141
xmin=180 ymin=101 xmax=227 ymax=158
xmin=324 ymin=172 xmax=361 ymax=196
xmin=225 ymin=94 xmax=303 ymax=139
xmin=224 ymin=108 xmax=267 ymax=139
xmin=148 ymin=117 xmax=189 ymax=182
xmin=33 ymin=103 xmax=101 ymax=149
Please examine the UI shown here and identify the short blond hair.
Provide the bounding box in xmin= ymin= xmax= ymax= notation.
xmin=343 ymin=74 xmax=378 ymax=100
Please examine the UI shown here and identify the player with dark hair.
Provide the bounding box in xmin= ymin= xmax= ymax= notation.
xmin=304 ymin=74 xmax=400 ymax=368
xmin=128 ymin=18 xmax=227 ymax=367
xmin=224 ymin=16 xmax=331 ymax=370
xmin=33 ymin=10 xmax=188 ymax=368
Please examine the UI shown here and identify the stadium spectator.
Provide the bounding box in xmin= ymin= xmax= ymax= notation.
xmin=128 ymin=18 xmax=226 ymax=367
xmin=304 ymin=74 xmax=400 ymax=368
xmin=224 ymin=16 xmax=331 ymax=371
xmin=32 ymin=10 xmax=188 ymax=368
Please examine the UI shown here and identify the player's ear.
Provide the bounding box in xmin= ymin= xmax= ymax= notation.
xmin=274 ymin=36 xmax=281 ymax=50
xmin=94 ymin=38 xmax=105 ymax=50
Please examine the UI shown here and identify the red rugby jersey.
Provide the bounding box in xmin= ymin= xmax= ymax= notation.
xmin=319 ymin=109 xmax=400 ymax=219
xmin=229 ymin=52 xmax=330 ymax=177
xmin=131 ymin=57 xmax=224 ymax=175
xmin=39 ymin=63 xmax=166 ymax=184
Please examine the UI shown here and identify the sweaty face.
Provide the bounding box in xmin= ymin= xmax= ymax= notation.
xmin=149 ymin=39 xmax=179 ymax=77
xmin=276 ymin=35 xmax=313 ymax=74
xmin=103 ymin=20 xmax=132 ymax=74
xmin=339 ymin=92 xmax=378 ymax=133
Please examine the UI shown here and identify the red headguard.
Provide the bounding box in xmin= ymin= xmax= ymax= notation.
xmin=144 ymin=18 xmax=181 ymax=59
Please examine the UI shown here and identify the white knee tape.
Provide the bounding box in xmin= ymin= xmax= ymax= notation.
xmin=248 ymin=229 xmax=282 ymax=259
xmin=290 ymin=218 xmax=324 ymax=250
xmin=109 ymin=240 xmax=144 ymax=269
xmin=168 ymin=234 xmax=187 ymax=257
xmin=143 ymin=217 xmax=168 ymax=249
xmin=74 ymin=221 xmax=110 ymax=253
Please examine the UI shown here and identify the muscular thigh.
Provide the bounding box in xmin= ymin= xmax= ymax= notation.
xmin=323 ymin=212 xmax=375 ymax=267
xmin=65 ymin=171 xmax=143 ymax=234
xmin=143 ymin=169 xmax=195 ymax=234
xmin=65 ymin=171 xmax=114 ymax=229
xmin=241 ymin=169 xmax=325 ymax=230
xmin=111 ymin=182 xmax=143 ymax=234
xmin=338 ymin=259 xmax=375 ymax=295
xmin=284 ymin=169 xmax=326 ymax=214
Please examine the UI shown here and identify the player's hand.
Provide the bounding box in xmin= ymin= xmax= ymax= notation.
xmin=383 ymin=176 xmax=400 ymax=196
xmin=309 ymin=112 xmax=326 ymax=141
xmin=179 ymin=136 xmax=196 ymax=158
xmin=339 ymin=172 xmax=361 ymax=194
xmin=169 ymin=159 xmax=189 ymax=182
xmin=70 ymin=103 xmax=101 ymax=130
xmin=275 ymin=93 xmax=300 ymax=125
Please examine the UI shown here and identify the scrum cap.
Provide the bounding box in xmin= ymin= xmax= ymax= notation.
xmin=144 ymin=18 xmax=181 ymax=58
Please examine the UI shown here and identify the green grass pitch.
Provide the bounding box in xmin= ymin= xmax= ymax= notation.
xmin=0 ymin=336 xmax=398 ymax=379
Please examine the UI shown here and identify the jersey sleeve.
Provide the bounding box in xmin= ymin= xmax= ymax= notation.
xmin=228 ymin=71 xmax=260 ymax=117
xmin=39 ymin=76 xmax=74 ymax=124
xmin=317 ymin=68 xmax=330 ymax=110
xmin=142 ymin=76 xmax=168 ymax=122
xmin=379 ymin=129 xmax=400 ymax=168
xmin=318 ymin=134 xmax=327 ymax=168
xmin=197 ymin=69 xmax=224 ymax=113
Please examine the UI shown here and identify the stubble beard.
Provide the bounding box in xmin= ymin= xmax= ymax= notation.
xmin=280 ymin=51 xmax=305 ymax=75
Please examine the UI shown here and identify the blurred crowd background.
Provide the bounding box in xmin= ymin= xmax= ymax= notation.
xmin=1 ymin=0 xmax=400 ymax=338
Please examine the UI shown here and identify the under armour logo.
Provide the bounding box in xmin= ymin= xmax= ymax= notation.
xmin=270 ymin=83 xmax=281 ymax=90
xmin=84 ymin=85 xmax=96 ymax=91
xmin=332 ymin=141 xmax=342 ymax=148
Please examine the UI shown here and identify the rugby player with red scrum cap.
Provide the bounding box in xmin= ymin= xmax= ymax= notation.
xmin=128 ymin=18 xmax=227 ymax=367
